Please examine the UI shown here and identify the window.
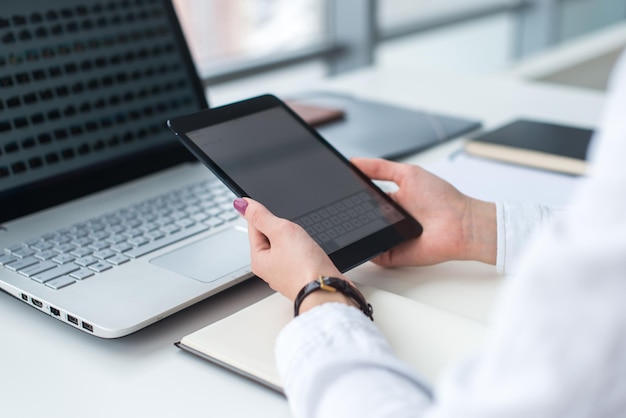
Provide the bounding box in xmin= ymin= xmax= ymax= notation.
xmin=172 ymin=0 xmax=328 ymax=75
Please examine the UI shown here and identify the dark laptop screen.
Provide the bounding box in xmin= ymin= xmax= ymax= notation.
xmin=0 ymin=0 xmax=207 ymax=222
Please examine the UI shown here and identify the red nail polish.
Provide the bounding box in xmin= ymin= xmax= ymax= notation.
xmin=233 ymin=198 xmax=248 ymax=215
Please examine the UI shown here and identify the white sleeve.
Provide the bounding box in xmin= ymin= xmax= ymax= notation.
xmin=494 ymin=201 xmax=555 ymax=275
xmin=276 ymin=303 xmax=432 ymax=418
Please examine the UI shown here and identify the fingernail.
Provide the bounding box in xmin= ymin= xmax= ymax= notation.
xmin=233 ymin=198 xmax=248 ymax=216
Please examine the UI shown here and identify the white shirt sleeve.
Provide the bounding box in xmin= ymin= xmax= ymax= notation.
xmin=276 ymin=303 xmax=432 ymax=418
xmin=275 ymin=50 xmax=626 ymax=418
xmin=495 ymin=201 xmax=555 ymax=275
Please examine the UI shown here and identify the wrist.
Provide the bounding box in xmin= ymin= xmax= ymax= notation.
xmin=298 ymin=290 xmax=356 ymax=315
xmin=294 ymin=276 xmax=374 ymax=320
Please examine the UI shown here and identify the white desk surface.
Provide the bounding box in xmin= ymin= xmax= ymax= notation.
xmin=1 ymin=64 xmax=607 ymax=417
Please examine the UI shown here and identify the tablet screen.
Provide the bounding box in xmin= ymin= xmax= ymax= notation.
xmin=170 ymin=95 xmax=422 ymax=271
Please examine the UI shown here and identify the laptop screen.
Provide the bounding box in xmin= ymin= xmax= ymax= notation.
xmin=0 ymin=0 xmax=207 ymax=223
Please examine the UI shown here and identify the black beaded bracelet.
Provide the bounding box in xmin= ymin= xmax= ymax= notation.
xmin=293 ymin=276 xmax=374 ymax=321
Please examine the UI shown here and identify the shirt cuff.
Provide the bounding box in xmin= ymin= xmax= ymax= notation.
xmin=495 ymin=201 xmax=555 ymax=275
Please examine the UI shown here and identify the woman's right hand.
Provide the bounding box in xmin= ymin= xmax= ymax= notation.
xmin=351 ymin=158 xmax=497 ymax=267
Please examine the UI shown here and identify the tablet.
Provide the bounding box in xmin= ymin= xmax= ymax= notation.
xmin=167 ymin=94 xmax=423 ymax=272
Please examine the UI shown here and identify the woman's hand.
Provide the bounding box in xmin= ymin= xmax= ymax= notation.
xmin=232 ymin=157 xmax=497 ymax=304
xmin=351 ymin=158 xmax=497 ymax=267
xmin=234 ymin=198 xmax=349 ymax=304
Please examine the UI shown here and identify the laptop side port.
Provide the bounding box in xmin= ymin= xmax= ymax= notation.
xmin=82 ymin=322 xmax=93 ymax=332
xmin=31 ymin=298 xmax=43 ymax=308
xmin=67 ymin=315 xmax=78 ymax=325
xmin=21 ymin=293 xmax=28 ymax=301
xmin=50 ymin=306 xmax=61 ymax=317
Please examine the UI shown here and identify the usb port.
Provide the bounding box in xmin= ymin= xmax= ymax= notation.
xmin=50 ymin=306 xmax=60 ymax=317
xmin=31 ymin=298 xmax=43 ymax=308
xmin=67 ymin=315 xmax=78 ymax=325
xmin=82 ymin=322 xmax=93 ymax=332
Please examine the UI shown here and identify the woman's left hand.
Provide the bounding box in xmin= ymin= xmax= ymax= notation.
xmin=234 ymin=197 xmax=347 ymax=302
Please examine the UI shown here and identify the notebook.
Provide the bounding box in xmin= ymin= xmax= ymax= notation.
xmin=176 ymin=286 xmax=487 ymax=393
xmin=465 ymin=119 xmax=593 ymax=175
xmin=0 ymin=0 xmax=256 ymax=338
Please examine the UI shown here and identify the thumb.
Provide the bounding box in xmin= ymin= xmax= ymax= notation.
xmin=233 ymin=197 xmax=279 ymax=237
xmin=351 ymin=157 xmax=403 ymax=184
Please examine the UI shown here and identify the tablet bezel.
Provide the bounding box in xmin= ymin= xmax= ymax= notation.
xmin=167 ymin=94 xmax=423 ymax=272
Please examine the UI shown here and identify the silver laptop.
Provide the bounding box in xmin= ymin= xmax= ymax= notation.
xmin=0 ymin=0 xmax=254 ymax=338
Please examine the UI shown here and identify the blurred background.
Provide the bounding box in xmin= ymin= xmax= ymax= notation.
xmin=171 ymin=0 xmax=626 ymax=101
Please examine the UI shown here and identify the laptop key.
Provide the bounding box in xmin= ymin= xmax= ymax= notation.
xmin=161 ymin=224 xmax=180 ymax=234
xmin=76 ymin=255 xmax=98 ymax=267
xmin=110 ymin=243 xmax=133 ymax=253
xmin=52 ymin=254 xmax=76 ymax=264
xmin=107 ymin=254 xmax=130 ymax=266
xmin=6 ymin=243 xmax=25 ymax=253
xmin=12 ymin=247 xmax=36 ymax=259
xmin=25 ymin=238 xmax=42 ymax=246
xmin=218 ymin=212 xmax=238 ymax=222
xmin=71 ymin=247 xmax=93 ymax=258
xmin=19 ymin=260 xmax=57 ymax=277
xmin=70 ymin=268 xmax=94 ymax=280
xmin=145 ymin=230 xmax=165 ymax=240
xmin=30 ymin=241 xmax=55 ymax=252
xmin=128 ymin=236 xmax=149 ymax=247
xmin=0 ymin=254 xmax=17 ymax=265
xmin=125 ymin=223 xmax=209 ymax=258
xmin=53 ymin=243 xmax=75 ymax=254
xmin=107 ymin=234 xmax=128 ymax=244
xmin=93 ymin=249 xmax=116 ymax=260
xmin=89 ymin=241 xmax=110 ymax=251
xmin=35 ymin=250 xmax=57 ymax=261
xmin=6 ymin=256 xmax=39 ymax=272
xmin=45 ymin=275 xmax=76 ymax=290
xmin=32 ymin=263 xmax=80 ymax=283
xmin=176 ymin=218 xmax=195 ymax=228
xmin=89 ymin=262 xmax=112 ymax=273
xmin=205 ymin=217 xmax=225 ymax=228
xmin=48 ymin=236 xmax=71 ymax=246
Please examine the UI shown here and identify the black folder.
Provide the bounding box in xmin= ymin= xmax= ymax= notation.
xmin=287 ymin=91 xmax=482 ymax=160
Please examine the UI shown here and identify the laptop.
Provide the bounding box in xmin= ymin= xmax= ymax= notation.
xmin=1 ymin=0 xmax=480 ymax=339
xmin=0 ymin=0 xmax=255 ymax=338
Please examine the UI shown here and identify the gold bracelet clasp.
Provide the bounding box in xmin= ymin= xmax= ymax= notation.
xmin=318 ymin=276 xmax=337 ymax=292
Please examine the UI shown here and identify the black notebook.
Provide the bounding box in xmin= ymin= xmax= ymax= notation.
xmin=465 ymin=119 xmax=594 ymax=175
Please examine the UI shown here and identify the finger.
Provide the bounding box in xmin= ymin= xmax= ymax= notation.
xmin=234 ymin=197 xmax=275 ymax=253
xmin=247 ymin=222 xmax=270 ymax=254
xmin=351 ymin=157 xmax=405 ymax=184
xmin=239 ymin=198 xmax=284 ymax=238
xmin=246 ymin=222 xmax=273 ymax=277
xmin=369 ymin=251 xmax=394 ymax=268
xmin=386 ymin=190 xmax=399 ymax=202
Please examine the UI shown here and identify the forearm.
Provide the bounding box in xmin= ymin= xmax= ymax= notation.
xmin=276 ymin=303 xmax=432 ymax=418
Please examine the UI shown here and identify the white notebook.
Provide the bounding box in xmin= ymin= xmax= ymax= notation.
xmin=176 ymin=286 xmax=487 ymax=393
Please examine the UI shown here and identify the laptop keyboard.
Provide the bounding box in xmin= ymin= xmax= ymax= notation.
xmin=0 ymin=180 xmax=239 ymax=290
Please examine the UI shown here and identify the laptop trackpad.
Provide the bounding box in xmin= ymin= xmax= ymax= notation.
xmin=150 ymin=227 xmax=251 ymax=283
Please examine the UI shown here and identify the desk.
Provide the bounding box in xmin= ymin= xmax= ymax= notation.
xmin=0 ymin=65 xmax=606 ymax=417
